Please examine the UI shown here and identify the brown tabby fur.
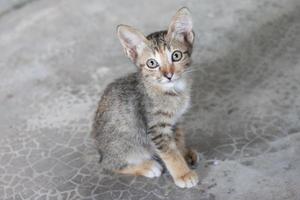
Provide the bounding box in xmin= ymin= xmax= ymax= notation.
xmin=92 ymin=7 xmax=199 ymax=188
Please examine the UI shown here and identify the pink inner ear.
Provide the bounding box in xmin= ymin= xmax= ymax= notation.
xmin=127 ymin=48 xmax=137 ymax=63
xmin=184 ymin=31 xmax=194 ymax=45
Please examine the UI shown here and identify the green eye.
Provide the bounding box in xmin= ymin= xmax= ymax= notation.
xmin=146 ymin=58 xmax=159 ymax=68
xmin=171 ymin=50 xmax=183 ymax=62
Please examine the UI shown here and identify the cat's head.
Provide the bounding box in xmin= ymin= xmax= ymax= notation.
xmin=117 ymin=7 xmax=194 ymax=90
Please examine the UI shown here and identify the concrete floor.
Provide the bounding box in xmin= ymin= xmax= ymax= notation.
xmin=1 ymin=0 xmax=300 ymax=199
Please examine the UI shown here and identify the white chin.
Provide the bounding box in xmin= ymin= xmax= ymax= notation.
xmin=160 ymin=79 xmax=186 ymax=92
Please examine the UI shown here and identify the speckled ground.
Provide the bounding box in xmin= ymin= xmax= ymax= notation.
xmin=0 ymin=0 xmax=300 ymax=199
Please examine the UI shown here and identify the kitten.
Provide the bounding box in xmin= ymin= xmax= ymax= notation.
xmin=92 ymin=7 xmax=199 ymax=188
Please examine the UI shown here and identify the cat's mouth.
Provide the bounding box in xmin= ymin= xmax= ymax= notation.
xmin=161 ymin=79 xmax=175 ymax=84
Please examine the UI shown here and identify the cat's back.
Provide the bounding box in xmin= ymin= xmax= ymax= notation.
xmin=92 ymin=72 xmax=143 ymax=138
xmin=107 ymin=72 xmax=141 ymax=100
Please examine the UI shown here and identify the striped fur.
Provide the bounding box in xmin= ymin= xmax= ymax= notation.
xmin=92 ymin=7 xmax=198 ymax=188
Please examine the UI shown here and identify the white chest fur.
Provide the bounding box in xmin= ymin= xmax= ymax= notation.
xmin=174 ymin=96 xmax=190 ymax=122
xmin=150 ymin=79 xmax=191 ymax=124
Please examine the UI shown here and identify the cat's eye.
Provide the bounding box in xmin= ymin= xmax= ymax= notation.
xmin=146 ymin=58 xmax=159 ymax=69
xmin=171 ymin=50 xmax=183 ymax=62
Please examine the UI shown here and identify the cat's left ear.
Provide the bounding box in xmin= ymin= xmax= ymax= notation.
xmin=117 ymin=24 xmax=148 ymax=63
xmin=167 ymin=7 xmax=194 ymax=45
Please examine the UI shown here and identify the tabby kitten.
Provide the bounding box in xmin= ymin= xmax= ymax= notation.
xmin=92 ymin=7 xmax=199 ymax=188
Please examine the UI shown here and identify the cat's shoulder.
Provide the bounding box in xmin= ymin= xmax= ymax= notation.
xmin=103 ymin=72 xmax=140 ymax=96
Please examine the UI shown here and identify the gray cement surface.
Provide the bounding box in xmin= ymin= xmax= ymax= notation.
xmin=1 ymin=0 xmax=300 ymax=199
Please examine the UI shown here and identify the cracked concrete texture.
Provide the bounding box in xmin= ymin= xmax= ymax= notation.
xmin=0 ymin=0 xmax=300 ymax=199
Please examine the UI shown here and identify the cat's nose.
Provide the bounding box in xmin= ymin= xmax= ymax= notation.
xmin=164 ymin=72 xmax=173 ymax=80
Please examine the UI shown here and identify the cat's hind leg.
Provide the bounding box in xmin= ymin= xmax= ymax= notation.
xmin=115 ymin=159 xmax=163 ymax=178
xmin=114 ymin=148 xmax=163 ymax=178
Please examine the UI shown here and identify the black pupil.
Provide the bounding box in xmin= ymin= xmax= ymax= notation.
xmin=148 ymin=59 xmax=157 ymax=68
xmin=173 ymin=51 xmax=181 ymax=61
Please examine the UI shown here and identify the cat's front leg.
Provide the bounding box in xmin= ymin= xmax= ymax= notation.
xmin=160 ymin=145 xmax=199 ymax=188
xmin=148 ymin=123 xmax=199 ymax=188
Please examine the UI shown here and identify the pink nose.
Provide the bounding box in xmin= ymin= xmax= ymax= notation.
xmin=164 ymin=72 xmax=173 ymax=80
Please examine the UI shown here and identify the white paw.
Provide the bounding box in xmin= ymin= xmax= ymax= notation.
xmin=174 ymin=170 xmax=199 ymax=188
xmin=144 ymin=161 xmax=163 ymax=178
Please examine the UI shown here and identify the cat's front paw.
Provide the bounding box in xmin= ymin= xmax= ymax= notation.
xmin=174 ymin=170 xmax=199 ymax=188
xmin=143 ymin=161 xmax=163 ymax=178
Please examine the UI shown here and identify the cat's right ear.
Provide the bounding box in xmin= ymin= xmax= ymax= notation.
xmin=117 ymin=25 xmax=148 ymax=63
xmin=167 ymin=7 xmax=194 ymax=45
